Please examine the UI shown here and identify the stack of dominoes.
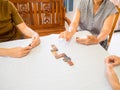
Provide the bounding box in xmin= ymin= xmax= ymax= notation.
xmin=51 ymin=44 xmax=74 ymax=66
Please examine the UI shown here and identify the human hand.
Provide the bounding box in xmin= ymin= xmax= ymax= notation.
xmin=31 ymin=32 xmax=40 ymax=48
xmin=76 ymin=35 xmax=99 ymax=45
xmin=8 ymin=46 xmax=32 ymax=58
xmin=59 ymin=31 xmax=73 ymax=41
xmin=105 ymin=55 xmax=120 ymax=66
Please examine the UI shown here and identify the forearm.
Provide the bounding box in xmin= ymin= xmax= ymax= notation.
xmin=113 ymin=83 xmax=120 ymax=90
xmin=97 ymin=13 xmax=116 ymax=43
xmin=107 ymin=68 xmax=120 ymax=90
xmin=0 ymin=48 xmax=10 ymax=56
xmin=68 ymin=9 xmax=80 ymax=34
xmin=22 ymin=26 xmax=37 ymax=38
xmin=111 ymin=76 xmax=120 ymax=90
xmin=69 ymin=22 xmax=78 ymax=35
xmin=17 ymin=23 xmax=39 ymax=38
xmin=97 ymin=30 xmax=109 ymax=43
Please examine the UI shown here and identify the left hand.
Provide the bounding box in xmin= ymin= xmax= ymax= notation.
xmin=30 ymin=32 xmax=40 ymax=48
xmin=105 ymin=55 xmax=120 ymax=67
xmin=76 ymin=35 xmax=99 ymax=45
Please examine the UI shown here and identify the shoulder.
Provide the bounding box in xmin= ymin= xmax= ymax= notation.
xmin=7 ymin=1 xmax=18 ymax=12
xmin=104 ymin=0 xmax=118 ymax=14
xmin=0 ymin=0 xmax=14 ymax=11
xmin=79 ymin=0 xmax=89 ymax=4
xmin=7 ymin=1 xmax=15 ymax=8
xmin=105 ymin=0 xmax=116 ymax=9
xmin=77 ymin=0 xmax=90 ymax=9
xmin=78 ymin=0 xmax=90 ymax=6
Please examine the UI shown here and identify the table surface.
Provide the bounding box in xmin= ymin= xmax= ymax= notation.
xmin=0 ymin=31 xmax=114 ymax=90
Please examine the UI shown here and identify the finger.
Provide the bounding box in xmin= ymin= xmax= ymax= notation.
xmin=30 ymin=42 xmax=37 ymax=48
xmin=105 ymin=56 xmax=115 ymax=63
xmin=76 ymin=37 xmax=81 ymax=43
xmin=64 ymin=31 xmax=69 ymax=40
xmin=30 ymin=35 xmax=36 ymax=47
xmin=77 ymin=40 xmax=86 ymax=44
xmin=23 ymin=46 xmax=32 ymax=50
xmin=87 ymin=35 xmax=96 ymax=40
xmin=24 ymin=49 xmax=31 ymax=54
xmin=66 ymin=35 xmax=71 ymax=41
xmin=22 ymin=48 xmax=31 ymax=55
xmin=76 ymin=38 xmax=82 ymax=43
xmin=87 ymin=35 xmax=92 ymax=39
xmin=31 ymin=37 xmax=40 ymax=48
xmin=17 ymin=49 xmax=31 ymax=58
xmin=31 ymin=39 xmax=36 ymax=45
xmin=59 ymin=32 xmax=64 ymax=38
xmin=76 ymin=37 xmax=79 ymax=40
xmin=105 ymin=58 xmax=111 ymax=63
xmin=65 ymin=31 xmax=72 ymax=41
xmin=32 ymin=35 xmax=39 ymax=43
xmin=76 ymin=38 xmax=87 ymax=44
xmin=112 ymin=61 xmax=119 ymax=66
xmin=21 ymin=51 xmax=30 ymax=57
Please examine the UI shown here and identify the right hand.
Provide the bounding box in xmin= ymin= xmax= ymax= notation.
xmin=31 ymin=32 xmax=40 ymax=48
xmin=59 ymin=31 xmax=73 ymax=41
xmin=8 ymin=46 xmax=32 ymax=58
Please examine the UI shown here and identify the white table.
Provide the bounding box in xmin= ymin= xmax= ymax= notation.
xmin=0 ymin=31 xmax=112 ymax=90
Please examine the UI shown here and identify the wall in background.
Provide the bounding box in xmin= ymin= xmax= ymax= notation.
xmin=64 ymin=0 xmax=73 ymax=12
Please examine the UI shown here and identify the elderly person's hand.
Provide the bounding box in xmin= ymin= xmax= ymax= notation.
xmin=105 ymin=55 xmax=120 ymax=66
xmin=59 ymin=31 xmax=74 ymax=41
xmin=7 ymin=46 xmax=32 ymax=58
xmin=30 ymin=32 xmax=40 ymax=48
xmin=76 ymin=35 xmax=99 ymax=45
xmin=105 ymin=55 xmax=120 ymax=90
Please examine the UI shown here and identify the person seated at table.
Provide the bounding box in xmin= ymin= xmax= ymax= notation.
xmin=59 ymin=0 xmax=118 ymax=50
xmin=0 ymin=0 xmax=40 ymax=58
xmin=105 ymin=55 xmax=120 ymax=90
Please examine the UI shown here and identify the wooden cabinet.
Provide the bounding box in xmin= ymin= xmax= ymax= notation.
xmin=10 ymin=0 xmax=71 ymax=36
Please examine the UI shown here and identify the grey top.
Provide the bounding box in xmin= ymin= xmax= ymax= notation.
xmin=77 ymin=0 xmax=118 ymax=36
